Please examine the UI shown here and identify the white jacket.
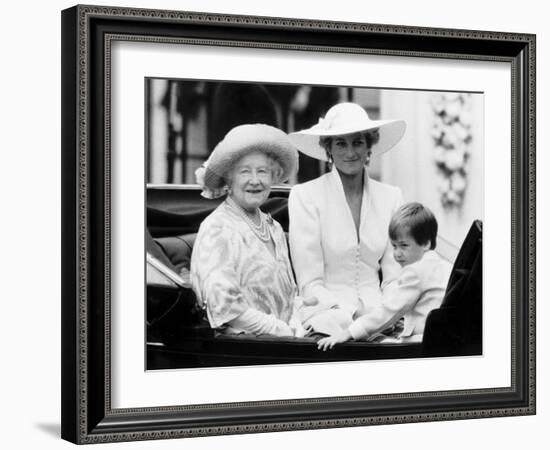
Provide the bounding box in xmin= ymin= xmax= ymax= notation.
xmin=348 ymin=251 xmax=452 ymax=341
xmin=288 ymin=167 xmax=403 ymax=321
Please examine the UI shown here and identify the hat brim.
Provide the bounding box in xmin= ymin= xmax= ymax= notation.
xmin=290 ymin=119 xmax=406 ymax=161
xmin=203 ymin=124 xmax=299 ymax=191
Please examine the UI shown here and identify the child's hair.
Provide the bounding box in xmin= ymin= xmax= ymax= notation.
xmin=389 ymin=202 xmax=438 ymax=250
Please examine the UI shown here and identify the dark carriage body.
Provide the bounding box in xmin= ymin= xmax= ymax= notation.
xmin=146 ymin=184 xmax=482 ymax=370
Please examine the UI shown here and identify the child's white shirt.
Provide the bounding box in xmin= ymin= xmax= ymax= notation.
xmin=348 ymin=250 xmax=452 ymax=341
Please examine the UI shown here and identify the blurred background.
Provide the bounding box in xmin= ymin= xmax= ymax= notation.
xmin=146 ymin=79 xmax=483 ymax=249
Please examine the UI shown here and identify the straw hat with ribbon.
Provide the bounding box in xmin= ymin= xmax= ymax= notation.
xmin=195 ymin=123 xmax=299 ymax=199
xmin=289 ymin=102 xmax=406 ymax=161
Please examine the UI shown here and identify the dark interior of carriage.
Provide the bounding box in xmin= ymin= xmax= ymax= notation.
xmin=146 ymin=185 xmax=482 ymax=370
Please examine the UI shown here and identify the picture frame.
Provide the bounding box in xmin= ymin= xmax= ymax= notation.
xmin=61 ymin=4 xmax=536 ymax=444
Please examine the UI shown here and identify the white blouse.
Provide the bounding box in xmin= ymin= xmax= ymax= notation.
xmin=288 ymin=166 xmax=403 ymax=322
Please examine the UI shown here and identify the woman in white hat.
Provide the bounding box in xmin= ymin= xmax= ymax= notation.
xmin=191 ymin=124 xmax=307 ymax=337
xmin=288 ymin=102 xmax=406 ymax=336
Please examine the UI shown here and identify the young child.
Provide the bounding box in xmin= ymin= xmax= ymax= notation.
xmin=317 ymin=202 xmax=452 ymax=350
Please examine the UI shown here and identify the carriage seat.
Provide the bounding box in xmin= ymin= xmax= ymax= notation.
xmin=153 ymin=233 xmax=197 ymax=283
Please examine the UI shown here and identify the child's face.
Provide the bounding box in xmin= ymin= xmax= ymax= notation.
xmin=390 ymin=229 xmax=430 ymax=267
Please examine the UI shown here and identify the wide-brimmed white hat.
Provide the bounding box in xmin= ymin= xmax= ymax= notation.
xmin=195 ymin=124 xmax=299 ymax=199
xmin=289 ymin=102 xmax=406 ymax=161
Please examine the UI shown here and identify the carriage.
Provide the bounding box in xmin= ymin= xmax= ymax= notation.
xmin=146 ymin=184 xmax=482 ymax=370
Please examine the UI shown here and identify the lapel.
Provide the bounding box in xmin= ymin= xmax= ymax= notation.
xmin=326 ymin=166 xmax=372 ymax=243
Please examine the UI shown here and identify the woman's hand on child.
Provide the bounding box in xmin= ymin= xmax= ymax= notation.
xmin=317 ymin=329 xmax=352 ymax=351
xmin=296 ymin=296 xmax=324 ymax=323
xmin=302 ymin=296 xmax=319 ymax=306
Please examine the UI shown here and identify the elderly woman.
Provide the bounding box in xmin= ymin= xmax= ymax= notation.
xmin=288 ymin=102 xmax=407 ymax=336
xmin=191 ymin=124 xmax=306 ymax=337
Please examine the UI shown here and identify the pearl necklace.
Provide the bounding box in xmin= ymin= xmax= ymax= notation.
xmin=226 ymin=197 xmax=271 ymax=242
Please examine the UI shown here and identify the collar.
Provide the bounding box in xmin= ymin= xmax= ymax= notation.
xmin=328 ymin=165 xmax=371 ymax=198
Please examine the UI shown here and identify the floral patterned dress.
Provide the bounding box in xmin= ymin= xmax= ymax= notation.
xmin=190 ymin=200 xmax=297 ymax=335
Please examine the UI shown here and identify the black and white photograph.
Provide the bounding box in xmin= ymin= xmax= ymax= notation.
xmin=57 ymin=2 xmax=536 ymax=445
xmin=2 ymin=0 xmax=546 ymax=446
xmin=145 ymin=79 xmax=483 ymax=370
